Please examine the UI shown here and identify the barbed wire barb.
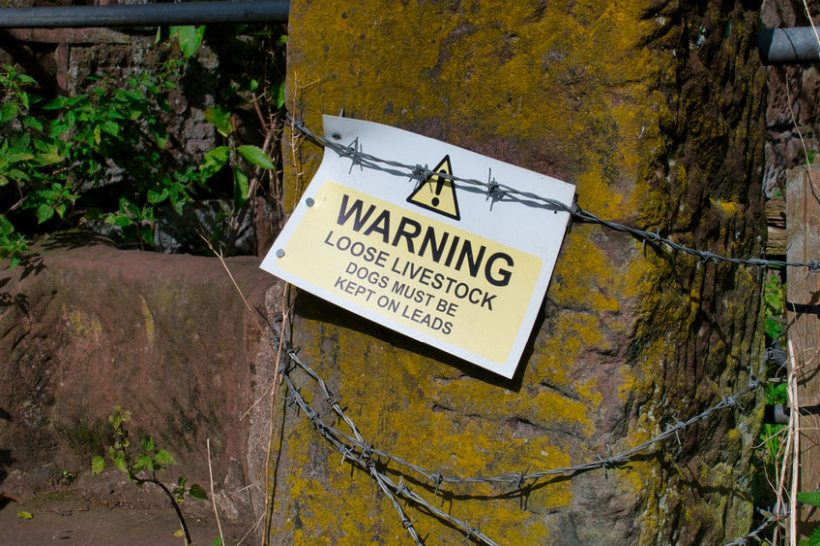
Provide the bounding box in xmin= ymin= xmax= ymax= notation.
xmin=264 ymin=320 xmax=776 ymax=544
xmin=288 ymin=114 xmax=819 ymax=271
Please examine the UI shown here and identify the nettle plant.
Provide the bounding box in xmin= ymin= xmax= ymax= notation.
xmin=92 ymin=406 xmax=208 ymax=546
xmin=0 ymin=36 xmax=276 ymax=265
xmin=1 ymin=62 xmax=188 ymax=260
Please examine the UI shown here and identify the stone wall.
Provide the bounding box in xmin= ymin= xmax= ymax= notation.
xmin=0 ymin=239 xmax=278 ymax=527
xmin=268 ymin=1 xmax=768 ymax=544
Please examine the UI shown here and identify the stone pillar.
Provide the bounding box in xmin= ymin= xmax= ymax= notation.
xmin=271 ymin=2 xmax=767 ymax=543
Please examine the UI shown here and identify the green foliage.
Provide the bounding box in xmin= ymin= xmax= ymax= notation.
xmin=200 ymin=108 xmax=276 ymax=208
xmin=274 ymin=80 xmax=286 ymax=109
xmin=92 ymin=405 xmax=205 ymax=502
xmin=1 ymin=22 xmax=285 ymax=263
xmin=0 ymin=215 xmax=26 ymax=268
xmin=170 ymin=25 xmax=206 ymax=59
xmin=0 ymin=62 xmax=201 ymax=261
xmin=763 ymin=272 xmax=785 ymax=341
xmin=798 ymin=491 xmax=820 ymax=508
xmin=238 ymin=145 xmax=275 ymax=170
xmin=798 ymin=526 xmax=820 ymax=546
xmin=204 ymin=107 xmax=233 ymax=137
xmin=92 ymin=406 xmax=206 ymax=546
xmin=16 ymin=510 xmax=33 ymax=520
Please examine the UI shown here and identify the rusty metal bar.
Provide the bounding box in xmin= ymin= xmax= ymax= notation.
xmin=0 ymin=0 xmax=289 ymax=29
xmin=758 ymin=27 xmax=820 ymax=65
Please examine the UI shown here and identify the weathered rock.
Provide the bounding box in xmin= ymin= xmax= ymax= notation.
xmin=269 ymin=1 xmax=767 ymax=544
xmin=0 ymin=237 xmax=278 ymax=526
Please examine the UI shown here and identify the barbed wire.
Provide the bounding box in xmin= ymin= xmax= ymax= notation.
xmin=289 ymin=116 xmax=819 ymax=272
xmin=725 ymin=510 xmax=787 ymax=545
xmin=270 ymin=321 xmax=771 ymax=545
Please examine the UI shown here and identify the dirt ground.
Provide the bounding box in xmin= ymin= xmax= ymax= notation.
xmin=0 ymin=480 xmax=252 ymax=546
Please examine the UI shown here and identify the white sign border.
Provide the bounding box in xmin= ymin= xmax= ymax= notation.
xmin=261 ymin=116 xmax=575 ymax=378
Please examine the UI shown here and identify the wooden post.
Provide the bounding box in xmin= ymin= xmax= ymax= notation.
xmin=786 ymin=162 xmax=820 ymax=537
xmin=766 ymin=198 xmax=788 ymax=256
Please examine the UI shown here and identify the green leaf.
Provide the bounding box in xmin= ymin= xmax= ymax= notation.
xmin=105 ymin=213 xmax=132 ymax=228
xmin=0 ymin=215 xmax=13 ymax=236
xmin=49 ymin=119 xmax=69 ymax=138
xmin=142 ymin=435 xmax=155 ymax=453
xmin=35 ymin=204 xmax=54 ymax=224
xmin=42 ymin=96 xmax=67 ymax=110
xmin=174 ymin=529 xmax=185 ymax=538
xmin=101 ymin=120 xmax=120 ymax=136
xmin=188 ymin=483 xmax=208 ymax=501
xmin=233 ymin=168 xmax=249 ymax=208
xmin=169 ymin=192 xmax=187 ymax=216
xmin=113 ymin=453 xmax=128 ymax=473
xmin=211 ymin=537 xmax=223 ymax=546
xmin=798 ymin=491 xmax=820 ymax=508
xmin=4 ymin=152 xmax=34 ymax=165
xmin=147 ymin=188 xmax=168 ymax=205
xmin=133 ymin=454 xmax=153 ymax=472
xmin=237 ymin=145 xmax=274 ymax=169
xmin=91 ymin=455 xmax=105 ymax=475
xmin=204 ymin=107 xmax=233 ymax=137
xmin=275 ymin=81 xmax=286 ymax=109
xmin=154 ymin=449 xmax=177 ymax=466
xmin=765 ymin=316 xmax=784 ymax=341
xmin=22 ymin=116 xmax=43 ymax=131
xmin=170 ymin=25 xmax=205 ymax=59
xmin=7 ymin=169 xmax=29 ymax=182
xmin=139 ymin=225 xmax=154 ymax=247
xmin=16 ymin=511 xmax=33 ymax=520
xmin=201 ymin=145 xmax=231 ymax=178
xmin=798 ymin=525 xmax=820 ymax=546
xmin=35 ymin=153 xmax=64 ymax=166
xmin=0 ymin=102 xmax=18 ymax=123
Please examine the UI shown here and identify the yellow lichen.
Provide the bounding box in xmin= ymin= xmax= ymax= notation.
xmin=62 ymin=304 xmax=102 ymax=340
xmin=139 ymin=295 xmax=155 ymax=347
xmin=276 ymin=0 xmax=699 ymax=541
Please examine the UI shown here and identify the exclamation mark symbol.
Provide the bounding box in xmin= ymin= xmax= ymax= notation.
xmin=407 ymin=154 xmax=460 ymax=220
xmin=431 ymin=174 xmax=445 ymax=207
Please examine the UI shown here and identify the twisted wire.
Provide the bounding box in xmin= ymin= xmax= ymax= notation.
xmin=290 ymin=117 xmax=818 ymax=272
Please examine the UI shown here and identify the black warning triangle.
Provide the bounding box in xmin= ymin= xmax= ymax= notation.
xmin=406 ymin=155 xmax=461 ymax=220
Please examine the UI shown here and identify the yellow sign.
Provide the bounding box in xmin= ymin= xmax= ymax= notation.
xmin=406 ymin=155 xmax=460 ymax=220
xmin=273 ymin=182 xmax=542 ymax=365
xmin=261 ymin=115 xmax=575 ymax=378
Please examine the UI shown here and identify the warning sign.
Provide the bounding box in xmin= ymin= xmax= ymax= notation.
xmin=406 ymin=155 xmax=460 ymax=220
xmin=261 ymin=116 xmax=575 ymax=378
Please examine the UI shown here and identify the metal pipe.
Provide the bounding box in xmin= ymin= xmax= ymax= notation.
xmin=0 ymin=0 xmax=289 ymax=29
xmin=758 ymin=27 xmax=820 ymax=65
xmin=765 ymin=403 xmax=820 ymax=424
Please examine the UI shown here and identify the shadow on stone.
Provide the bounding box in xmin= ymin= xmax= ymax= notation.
xmin=293 ymin=290 xmax=525 ymax=392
